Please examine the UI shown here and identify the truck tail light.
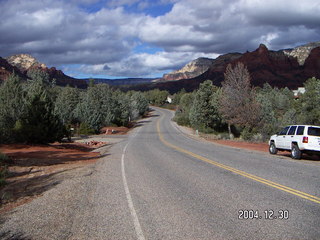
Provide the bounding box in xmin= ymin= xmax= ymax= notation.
xmin=302 ymin=136 xmax=308 ymax=143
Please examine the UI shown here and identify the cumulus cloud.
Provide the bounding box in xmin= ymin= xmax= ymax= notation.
xmin=0 ymin=0 xmax=319 ymax=78
xmin=0 ymin=0 xmax=142 ymax=65
xmin=138 ymin=0 xmax=320 ymax=53
xmin=78 ymin=51 xmax=219 ymax=77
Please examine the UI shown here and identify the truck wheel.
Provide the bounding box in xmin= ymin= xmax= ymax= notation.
xmin=269 ymin=142 xmax=278 ymax=155
xmin=291 ymin=144 xmax=302 ymax=159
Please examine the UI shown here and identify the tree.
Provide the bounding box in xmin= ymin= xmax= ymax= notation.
xmin=256 ymin=83 xmax=297 ymax=140
xmin=54 ymin=86 xmax=80 ymax=125
xmin=189 ymin=80 xmax=225 ymax=132
xmin=145 ymin=89 xmax=169 ymax=106
xmin=77 ymin=84 xmax=115 ymax=132
xmin=172 ymin=88 xmax=186 ymax=105
xmin=174 ymin=92 xmax=194 ymax=126
xmin=27 ymin=69 xmax=50 ymax=85
xmin=297 ymin=77 xmax=320 ymax=125
xmin=16 ymin=93 xmax=65 ymax=143
xmin=112 ymin=91 xmax=131 ymax=126
xmin=219 ymin=63 xmax=261 ymax=137
xmin=13 ymin=75 xmax=65 ymax=143
xmin=130 ymin=91 xmax=149 ymax=119
xmin=0 ymin=73 xmax=24 ymax=142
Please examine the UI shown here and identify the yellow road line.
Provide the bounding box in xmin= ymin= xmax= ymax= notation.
xmin=156 ymin=119 xmax=320 ymax=204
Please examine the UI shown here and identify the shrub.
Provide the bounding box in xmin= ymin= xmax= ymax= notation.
xmin=241 ymin=127 xmax=255 ymax=141
xmin=173 ymin=114 xmax=190 ymax=126
xmin=79 ymin=122 xmax=96 ymax=135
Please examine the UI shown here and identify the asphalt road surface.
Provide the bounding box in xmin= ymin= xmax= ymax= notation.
xmin=1 ymin=107 xmax=319 ymax=239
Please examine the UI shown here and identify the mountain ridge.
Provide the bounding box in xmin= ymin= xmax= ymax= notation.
xmin=1 ymin=41 xmax=319 ymax=92
xmin=124 ymin=42 xmax=320 ymax=93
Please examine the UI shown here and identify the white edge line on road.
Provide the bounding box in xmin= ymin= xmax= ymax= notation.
xmin=121 ymin=132 xmax=146 ymax=240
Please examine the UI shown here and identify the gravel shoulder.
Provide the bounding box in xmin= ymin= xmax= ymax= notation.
xmin=0 ymin=134 xmax=128 ymax=240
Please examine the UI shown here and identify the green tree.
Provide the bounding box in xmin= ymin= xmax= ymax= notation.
xmin=174 ymin=92 xmax=194 ymax=126
xmin=145 ymin=89 xmax=169 ymax=106
xmin=172 ymin=88 xmax=186 ymax=105
xmin=54 ymin=86 xmax=80 ymax=124
xmin=130 ymin=91 xmax=149 ymax=119
xmin=77 ymin=84 xmax=115 ymax=132
xmin=0 ymin=73 xmax=24 ymax=142
xmin=15 ymin=78 xmax=65 ymax=143
xmin=256 ymin=83 xmax=296 ymax=140
xmin=27 ymin=69 xmax=50 ymax=85
xmin=297 ymin=77 xmax=320 ymax=125
xmin=189 ymin=80 xmax=225 ymax=132
xmin=16 ymin=94 xmax=65 ymax=143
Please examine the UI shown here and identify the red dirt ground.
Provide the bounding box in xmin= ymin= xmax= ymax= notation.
xmin=0 ymin=125 xmax=133 ymax=213
xmin=210 ymin=139 xmax=269 ymax=152
xmin=209 ymin=139 xmax=320 ymax=160
xmin=0 ymin=142 xmax=104 ymax=213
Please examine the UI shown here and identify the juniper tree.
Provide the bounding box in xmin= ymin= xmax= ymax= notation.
xmin=0 ymin=73 xmax=24 ymax=142
xmin=130 ymin=91 xmax=149 ymax=119
xmin=54 ymin=86 xmax=80 ymax=125
xmin=173 ymin=92 xmax=194 ymax=126
xmin=189 ymin=80 xmax=225 ymax=132
xmin=297 ymin=77 xmax=320 ymax=125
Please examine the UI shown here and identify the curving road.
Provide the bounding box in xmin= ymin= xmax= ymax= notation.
xmin=1 ymin=107 xmax=319 ymax=239
xmin=120 ymin=107 xmax=320 ymax=239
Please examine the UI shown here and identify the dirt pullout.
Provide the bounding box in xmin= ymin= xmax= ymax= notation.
xmin=208 ymin=139 xmax=269 ymax=152
xmin=0 ymin=141 xmax=106 ymax=213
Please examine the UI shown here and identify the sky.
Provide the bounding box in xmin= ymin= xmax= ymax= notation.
xmin=0 ymin=0 xmax=319 ymax=79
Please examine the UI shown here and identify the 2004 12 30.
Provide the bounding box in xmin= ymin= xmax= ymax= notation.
xmin=238 ymin=209 xmax=289 ymax=220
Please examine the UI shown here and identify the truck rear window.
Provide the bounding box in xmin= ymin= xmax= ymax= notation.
xmin=308 ymin=127 xmax=320 ymax=136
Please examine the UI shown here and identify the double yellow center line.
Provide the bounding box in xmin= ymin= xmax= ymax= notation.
xmin=157 ymin=119 xmax=320 ymax=204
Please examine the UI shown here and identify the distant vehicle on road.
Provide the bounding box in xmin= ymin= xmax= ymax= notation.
xmin=269 ymin=125 xmax=320 ymax=159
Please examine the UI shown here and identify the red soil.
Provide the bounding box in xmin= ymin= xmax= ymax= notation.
xmin=0 ymin=142 xmax=104 ymax=213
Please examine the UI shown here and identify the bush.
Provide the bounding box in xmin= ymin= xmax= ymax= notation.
xmin=173 ymin=114 xmax=190 ymax=126
xmin=79 ymin=122 xmax=96 ymax=135
xmin=241 ymin=127 xmax=262 ymax=141
xmin=241 ymin=127 xmax=255 ymax=141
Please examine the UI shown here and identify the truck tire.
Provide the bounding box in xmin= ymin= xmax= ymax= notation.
xmin=291 ymin=144 xmax=302 ymax=159
xmin=269 ymin=142 xmax=278 ymax=155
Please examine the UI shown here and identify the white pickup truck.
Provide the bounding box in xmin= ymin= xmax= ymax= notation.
xmin=269 ymin=125 xmax=320 ymax=159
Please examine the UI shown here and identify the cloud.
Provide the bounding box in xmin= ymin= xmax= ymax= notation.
xmin=0 ymin=0 xmax=142 ymax=65
xmin=0 ymin=0 xmax=319 ymax=78
xmin=138 ymin=0 xmax=320 ymax=54
xmin=78 ymin=51 xmax=219 ymax=77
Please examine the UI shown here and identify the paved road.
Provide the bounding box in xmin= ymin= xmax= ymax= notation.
xmin=1 ymin=107 xmax=319 ymax=239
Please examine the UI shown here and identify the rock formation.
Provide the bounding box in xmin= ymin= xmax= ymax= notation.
xmin=128 ymin=42 xmax=320 ymax=94
xmin=158 ymin=57 xmax=215 ymax=82
xmin=283 ymin=41 xmax=320 ymax=65
xmin=0 ymin=54 xmax=87 ymax=88
xmin=6 ymin=54 xmax=47 ymax=72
